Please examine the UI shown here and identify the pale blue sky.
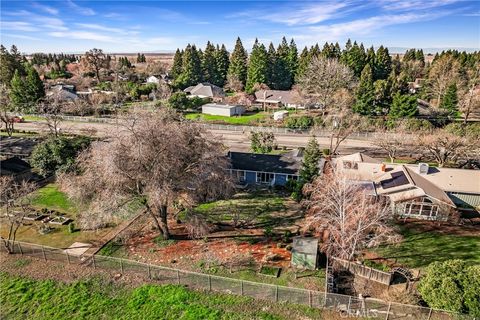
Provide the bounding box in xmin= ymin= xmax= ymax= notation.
xmin=1 ymin=0 xmax=479 ymax=53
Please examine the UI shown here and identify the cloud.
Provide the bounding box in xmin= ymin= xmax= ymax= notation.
xmin=75 ymin=23 xmax=123 ymax=33
xmin=1 ymin=21 xmax=39 ymax=32
xmin=66 ymin=0 xmax=95 ymax=16
xmin=379 ymin=0 xmax=461 ymax=11
xmin=4 ymin=33 xmax=41 ymax=41
xmin=49 ymin=31 xmax=115 ymax=42
xmin=36 ymin=16 xmax=68 ymax=31
xmin=32 ymin=2 xmax=59 ymax=15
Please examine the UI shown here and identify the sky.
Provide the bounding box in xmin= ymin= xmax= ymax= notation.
xmin=1 ymin=0 xmax=479 ymax=54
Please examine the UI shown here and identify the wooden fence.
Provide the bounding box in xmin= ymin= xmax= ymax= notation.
xmin=332 ymin=257 xmax=393 ymax=285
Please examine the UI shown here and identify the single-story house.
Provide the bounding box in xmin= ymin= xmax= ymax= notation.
xmin=228 ymin=150 xmax=301 ymax=186
xmin=254 ymin=90 xmax=302 ymax=109
xmin=184 ymin=83 xmax=225 ymax=99
xmin=47 ymin=84 xmax=78 ymax=101
xmin=202 ymin=103 xmax=244 ymax=117
xmin=273 ymin=110 xmax=289 ymax=121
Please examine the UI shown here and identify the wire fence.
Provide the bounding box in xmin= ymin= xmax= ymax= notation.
xmin=1 ymin=240 xmax=475 ymax=320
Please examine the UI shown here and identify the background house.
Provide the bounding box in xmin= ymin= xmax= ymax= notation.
xmin=254 ymin=90 xmax=302 ymax=109
xmin=228 ymin=150 xmax=301 ymax=186
xmin=184 ymin=83 xmax=225 ymax=99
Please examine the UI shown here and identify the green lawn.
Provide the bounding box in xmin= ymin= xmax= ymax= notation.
xmin=374 ymin=226 xmax=480 ymax=269
xmin=30 ymin=184 xmax=77 ymax=214
xmin=0 ymin=273 xmax=323 ymax=320
xmin=22 ymin=115 xmax=45 ymax=121
xmin=185 ymin=112 xmax=270 ymax=125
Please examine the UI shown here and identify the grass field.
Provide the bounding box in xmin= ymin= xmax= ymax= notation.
xmin=185 ymin=112 xmax=269 ymax=125
xmin=30 ymin=184 xmax=77 ymax=214
xmin=0 ymin=273 xmax=323 ymax=320
xmin=374 ymin=226 xmax=480 ymax=269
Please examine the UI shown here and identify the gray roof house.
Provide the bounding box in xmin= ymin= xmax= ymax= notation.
xmin=254 ymin=90 xmax=302 ymax=108
xmin=184 ymin=83 xmax=225 ymax=98
xmin=47 ymin=84 xmax=78 ymax=101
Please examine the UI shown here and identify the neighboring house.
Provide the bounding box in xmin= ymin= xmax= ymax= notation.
xmin=408 ymin=78 xmax=425 ymax=94
xmin=202 ymin=104 xmax=244 ymax=117
xmin=332 ymin=153 xmax=480 ymax=220
xmin=146 ymin=75 xmax=160 ymax=84
xmin=47 ymin=84 xmax=78 ymax=101
xmin=228 ymin=150 xmax=301 ymax=186
xmin=254 ymin=90 xmax=302 ymax=109
xmin=0 ymin=157 xmax=33 ymax=181
xmin=184 ymin=83 xmax=225 ymax=98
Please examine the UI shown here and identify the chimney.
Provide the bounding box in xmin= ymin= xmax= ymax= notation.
xmin=381 ymin=163 xmax=386 ymax=172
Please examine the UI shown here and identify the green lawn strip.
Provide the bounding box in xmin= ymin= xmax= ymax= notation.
xmin=374 ymin=226 xmax=480 ymax=269
xmin=0 ymin=272 xmax=322 ymax=320
xmin=30 ymin=184 xmax=77 ymax=214
xmin=185 ymin=112 xmax=270 ymax=125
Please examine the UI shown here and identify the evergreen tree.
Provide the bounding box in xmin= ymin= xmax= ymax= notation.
xmin=388 ymin=92 xmax=418 ymax=119
xmin=300 ymin=136 xmax=321 ymax=183
xmin=266 ymin=43 xmax=276 ymax=88
xmin=245 ymin=39 xmax=268 ymax=93
xmin=287 ymin=39 xmax=298 ymax=84
xmin=341 ymin=41 xmax=366 ymax=77
xmin=403 ymin=49 xmax=416 ymax=62
xmin=366 ymin=46 xmax=376 ymax=72
xmin=0 ymin=45 xmax=25 ymax=87
xmin=373 ymin=79 xmax=392 ymax=115
xmin=214 ymin=44 xmax=229 ymax=87
xmin=415 ymin=49 xmax=425 ymax=68
xmin=295 ymin=46 xmax=310 ymax=82
xmin=9 ymin=70 xmax=27 ymax=108
xmin=171 ymin=49 xmax=183 ymax=79
xmin=322 ymin=42 xmax=335 ymax=58
xmin=440 ymin=83 xmax=459 ymax=116
xmin=333 ymin=42 xmax=342 ymax=59
xmin=309 ymin=43 xmax=321 ymax=60
xmin=201 ymin=41 xmax=217 ymax=84
xmin=175 ymin=44 xmax=201 ymax=89
xmin=274 ymin=37 xmax=292 ymax=90
xmin=375 ymin=45 xmax=392 ymax=80
xmin=228 ymin=37 xmax=248 ymax=86
xmin=25 ymin=65 xmax=45 ymax=104
xmin=137 ymin=53 xmax=141 ymax=63
xmin=353 ymin=64 xmax=375 ymax=115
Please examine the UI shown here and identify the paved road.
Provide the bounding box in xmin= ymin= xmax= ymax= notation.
xmin=14 ymin=119 xmax=378 ymax=154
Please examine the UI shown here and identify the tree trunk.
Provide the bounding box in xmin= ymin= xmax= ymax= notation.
xmin=158 ymin=205 xmax=169 ymax=240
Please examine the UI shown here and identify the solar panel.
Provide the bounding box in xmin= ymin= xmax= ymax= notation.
xmin=380 ymin=171 xmax=410 ymax=189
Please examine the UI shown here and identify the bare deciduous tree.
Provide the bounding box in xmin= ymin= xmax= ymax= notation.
xmin=225 ymin=74 xmax=244 ymax=93
xmin=418 ymin=131 xmax=469 ymax=167
xmin=374 ymin=131 xmax=412 ymax=163
xmin=297 ymin=56 xmax=355 ymax=111
xmin=0 ymin=84 xmax=15 ymax=136
xmin=303 ymin=173 xmax=399 ymax=260
xmin=427 ymin=55 xmax=460 ymax=107
xmin=83 ymin=48 xmax=109 ymax=82
xmin=459 ymin=63 xmax=480 ymax=124
xmin=60 ymin=110 xmax=234 ymax=239
xmin=0 ymin=176 xmax=36 ymax=253
xmin=38 ymin=94 xmax=65 ymax=137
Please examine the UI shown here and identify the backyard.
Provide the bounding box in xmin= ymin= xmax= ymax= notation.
xmin=185 ymin=111 xmax=270 ymax=125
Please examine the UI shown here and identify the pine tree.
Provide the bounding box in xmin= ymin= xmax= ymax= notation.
xmin=202 ymin=41 xmax=217 ymax=84
xmin=295 ymin=46 xmax=310 ymax=82
xmin=403 ymin=49 xmax=416 ymax=62
xmin=373 ymin=79 xmax=392 ymax=115
xmin=171 ymin=49 xmax=183 ymax=79
xmin=175 ymin=44 xmax=201 ymax=89
xmin=214 ymin=44 xmax=229 ymax=87
xmin=388 ymin=92 xmax=418 ymax=119
xmin=300 ymin=136 xmax=321 ymax=183
xmin=228 ymin=37 xmax=248 ymax=86
xmin=322 ymin=42 xmax=335 ymax=58
xmin=341 ymin=41 xmax=366 ymax=77
xmin=415 ymin=49 xmax=425 ymax=68
xmin=274 ymin=37 xmax=292 ymax=90
xmin=25 ymin=65 xmax=45 ymax=103
xmin=366 ymin=46 xmax=376 ymax=72
xmin=440 ymin=83 xmax=458 ymax=116
xmin=10 ymin=70 xmax=27 ymax=108
xmin=353 ymin=64 xmax=375 ymax=115
xmin=245 ymin=39 xmax=268 ymax=93
xmin=266 ymin=43 xmax=276 ymax=88
xmin=374 ymin=46 xmax=392 ymax=80
xmin=287 ymin=39 xmax=298 ymax=84
xmin=137 ymin=53 xmax=142 ymax=63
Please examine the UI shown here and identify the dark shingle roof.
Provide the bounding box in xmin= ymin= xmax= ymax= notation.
xmin=228 ymin=151 xmax=301 ymax=175
xmin=0 ymin=157 xmax=31 ymax=174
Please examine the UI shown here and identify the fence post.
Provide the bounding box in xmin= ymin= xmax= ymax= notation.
xmin=41 ymin=246 xmax=47 ymax=261
xmin=66 ymin=250 xmax=71 ymax=264
xmin=385 ymin=302 xmax=391 ymax=320
xmin=18 ymin=242 xmax=23 ymax=255
xmin=92 ymin=256 xmax=96 ymax=269
xmin=241 ymin=280 xmax=244 ymax=296
xmin=347 ymin=296 xmax=352 ymax=314
xmin=275 ymin=285 xmax=279 ymax=302
xmin=208 ymin=275 xmax=212 ymax=291
xmin=309 ymin=290 xmax=312 ymax=308
xmin=176 ymin=270 xmax=180 ymax=285
xmin=147 ymin=264 xmax=151 ymax=279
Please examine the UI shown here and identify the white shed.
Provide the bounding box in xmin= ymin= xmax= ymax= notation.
xmin=146 ymin=76 xmax=160 ymax=84
xmin=202 ymin=104 xmax=244 ymax=117
xmin=273 ymin=110 xmax=289 ymax=121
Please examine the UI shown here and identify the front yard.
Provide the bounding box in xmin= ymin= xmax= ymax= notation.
xmin=185 ymin=111 xmax=270 ymax=125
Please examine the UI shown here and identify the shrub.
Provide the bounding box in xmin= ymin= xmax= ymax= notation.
xmin=68 ymin=222 xmax=75 ymax=233
xmin=418 ymin=260 xmax=480 ymax=316
xmin=167 ymin=92 xmax=190 ymax=110
xmin=445 ymin=123 xmax=480 ymax=140
xmin=285 ymin=115 xmax=313 ymax=129
xmin=263 ymin=226 xmax=274 ymax=238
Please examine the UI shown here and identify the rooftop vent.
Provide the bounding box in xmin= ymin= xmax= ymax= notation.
xmin=418 ymin=163 xmax=429 ymax=175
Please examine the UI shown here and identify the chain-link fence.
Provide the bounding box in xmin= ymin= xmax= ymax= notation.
xmin=1 ymin=240 xmax=474 ymax=320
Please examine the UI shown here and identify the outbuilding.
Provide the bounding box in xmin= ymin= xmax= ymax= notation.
xmin=273 ymin=110 xmax=289 ymax=121
xmin=202 ymin=103 xmax=244 ymax=117
xmin=291 ymin=237 xmax=319 ymax=270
